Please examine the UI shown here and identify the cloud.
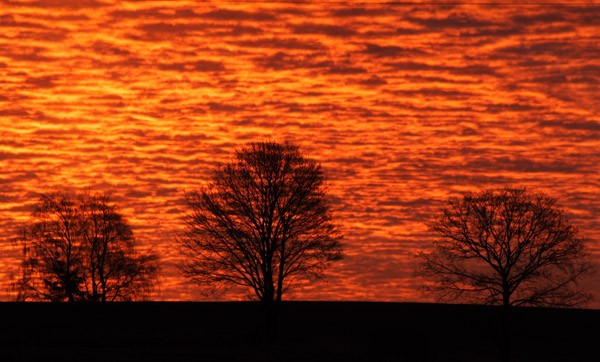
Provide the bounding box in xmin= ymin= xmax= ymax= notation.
xmin=256 ymin=51 xmax=332 ymax=71
xmin=110 ymin=8 xmax=174 ymax=20
xmin=538 ymin=120 xmax=600 ymax=132
xmin=361 ymin=43 xmax=427 ymax=58
xmin=234 ymin=37 xmax=325 ymax=50
xmin=110 ymin=8 xmax=201 ymax=20
xmin=452 ymin=64 xmax=497 ymax=76
xmin=0 ymin=151 xmax=38 ymax=161
xmin=157 ymin=60 xmax=225 ymax=72
xmin=326 ymin=66 xmax=367 ymax=75
xmin=376 ymin=197 xmax=434 ymax=208
xmin=228 ymin=25 xmax=263 ymax=36
xmin=384 ymin=61 xmax=445 ymax=72
xmin=406 ymin=12 xmax=496 ymax=29
xmin=4 ymin=0 xmax=107 ymax=8
xmin=25 ymin=75 xmax=58 ymax=88
xmin=459 ymin=26 xmax=521 ymax=38
xmin=137 ymin=22 xmax=208 ymax=36
xmin=485 ymin=103 xmax=542 ymax=113
xmin=390 ymin=88 xmax=474 ymax=100
xmin=200 ymin=9 xmax=276 ymax=22
xmin=511 ymin=12 xmax=566 ymax=24
xmin=88 ymin=94 xmax=124 ymax=101
xmin=0 ymin=109 xmax=30 ymax=116
xmin=124 ymin=189 xmax=153 ymax=198
xmin=0 ymin=14 xmax=49 ymax=28
xmin=91 ymin=41 xmax=131 ymax=56
xmin=395 ymin=27 xmax=435 ymax=35
xmin=206 ymin=102 xmax=245 ymax=113
xmin=467 ymin=156 xmax=584 ymax=174
xmin=385 ymin=61 xmax=497 ymax=77
xmin=3 ymin=47 xmax=57 ymax=62
xmin=331 ymin=7 xmax=389 ymax=17
xmin=357 ymin=76 xmax=387 ymax=86
xmin=529 ymin=74 xmax=569 ymax=84
xmin=193 ymin=60 xmax=226 ymax=72
xmin=495 ymin=42 xmax=600 ymax=59
xmin=292 ymin=23 xmax=356 ymax=37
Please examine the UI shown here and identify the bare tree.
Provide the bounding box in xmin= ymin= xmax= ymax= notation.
xmin=416 ymin=187 xmax=593 ymax=308
xmin=15 ymin=191 xmax=159 ymax=302
xmin=179 ymin=141 xmax=343 ymax=304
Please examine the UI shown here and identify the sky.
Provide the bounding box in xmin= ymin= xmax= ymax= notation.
xmin=0 ymin=0 xmax=599 ymax=306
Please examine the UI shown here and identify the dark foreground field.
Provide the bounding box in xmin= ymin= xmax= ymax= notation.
xmin=1 ymin=301 xmax=598 ymax=362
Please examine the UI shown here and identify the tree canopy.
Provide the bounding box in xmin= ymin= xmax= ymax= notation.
xmin=15 ymin=191 xmax=159 ymax=302
xmin=179 ymin=141 xmax=343 ymax=303
xmin=416 ymin=187 xmax=593 ymax=308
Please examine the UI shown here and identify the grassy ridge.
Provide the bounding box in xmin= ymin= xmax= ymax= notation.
xmin=1 ymin=302 xmax=598 ymax=362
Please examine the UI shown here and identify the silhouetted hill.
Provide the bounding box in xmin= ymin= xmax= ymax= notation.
xmin=1 ymin=301 xmax=598 ymax=362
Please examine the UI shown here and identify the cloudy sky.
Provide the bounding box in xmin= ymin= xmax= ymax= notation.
xmin=1 ymin=0 xmax=599 ymax=305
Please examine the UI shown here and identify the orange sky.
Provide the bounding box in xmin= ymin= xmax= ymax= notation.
xmin=0 ymin=0 xmax=599 ymax=306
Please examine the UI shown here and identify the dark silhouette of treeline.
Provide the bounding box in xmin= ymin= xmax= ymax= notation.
xmin=1 ymin=301 xmax=598 ymax=362
xmin=13 ymin=142 xmax=593 ymax=311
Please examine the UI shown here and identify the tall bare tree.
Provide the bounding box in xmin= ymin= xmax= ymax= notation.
xmin=416 ymin=187 xmax=593 ymax=308
xmin=16 ymin=191 xmax=159 ymax=302
xmin=179 ymin=141 xmax=343 ymax=304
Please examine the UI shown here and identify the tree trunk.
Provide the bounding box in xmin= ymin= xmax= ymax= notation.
xmin=263 ymin=269 xmax=275 ymax=303
xmin=276 ymin=247 xmax=285 ymax=303
xmin=90 ymin=252 xmax=98 ymax=301
xmin=502 ymin=292 xmax=510 ymax=308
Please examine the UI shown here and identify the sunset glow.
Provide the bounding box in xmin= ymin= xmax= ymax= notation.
xmin=1 ymin=1 xmax=599 ymax=306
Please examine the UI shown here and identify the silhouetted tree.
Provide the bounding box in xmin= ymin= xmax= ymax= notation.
xmin=179 ymin=141 xmax=343 ymax=305
xmin=15 ymin=191 xmax=159 ymax=302
xmin=416 ymin=187 xmax=593 ymax=308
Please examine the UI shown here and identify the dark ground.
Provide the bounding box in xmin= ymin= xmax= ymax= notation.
xmin=1 ymin=301 xmax=598 ymax=362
